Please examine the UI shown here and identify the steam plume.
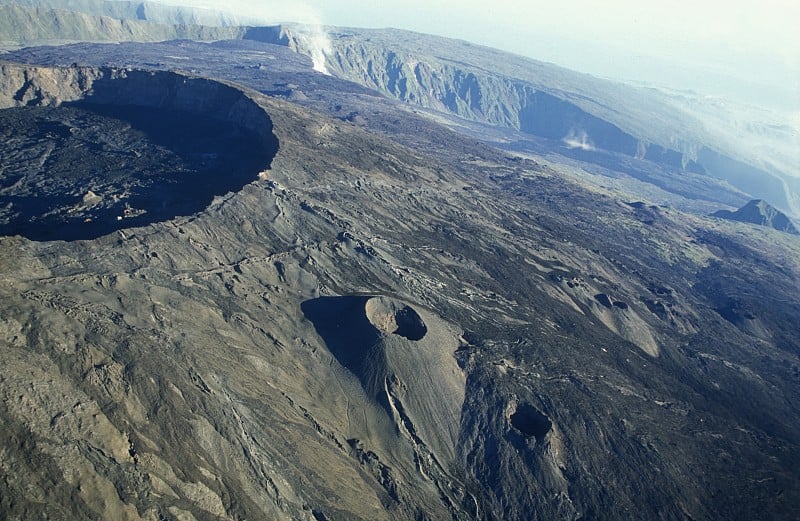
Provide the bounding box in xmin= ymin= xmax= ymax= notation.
xmin=150 ymin=1 xmax=332 ymax=74
xmin=292 ymin=24 xmax=332 ymax=74
xmin=563 ymin=129 xmax=597 ymax=151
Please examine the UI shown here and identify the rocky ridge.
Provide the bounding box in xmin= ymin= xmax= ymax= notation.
xmin=0 ymin=0 xmax=250 ymax=26
xmin=302 ymin=27 xmax=797 ymax=216
xmin=713 ymin=199 xmax=799 ymax=235
xmin=0 ymin=4 xmax=244 ymax=45
xmin=1 ymin=3 xmax=795 ymax=215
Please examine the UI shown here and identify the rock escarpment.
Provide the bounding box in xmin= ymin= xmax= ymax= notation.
xmin=274 ymin=26 xmax=798 ymax=215
xmin=0 ymin=0 xmax=250 ymax=26
xmin=0 ymin=4 xmax=245 ymax=44
xmin=0 ymin=63 xmax=277 ymax=137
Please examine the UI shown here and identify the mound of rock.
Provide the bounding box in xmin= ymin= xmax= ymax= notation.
xmin=712 ymin=199 xmax=799 ymax=235
xmin=303 ymin=295 xmax=465 ymax=463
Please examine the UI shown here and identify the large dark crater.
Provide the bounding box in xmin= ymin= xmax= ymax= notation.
xmin=0 ymin=65 xmax=278 ymax=241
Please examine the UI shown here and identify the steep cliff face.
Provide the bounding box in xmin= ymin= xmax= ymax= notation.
xmin=0 ymin=4 xmax=245 ymax=45
xmin=0 ymin=62 xmax=274 ymax=139
xmin=0 ymin=0 xmax=249 ymax=26
xmin=0 ymin=5 xmax=244 ymax=44
xmin=276 ymin=27 xmax=795 ymax=215
xmin=332 ymin=50 xmax=705 ymax=173
xmin=316 ymin=33 xmax=690 ymax=160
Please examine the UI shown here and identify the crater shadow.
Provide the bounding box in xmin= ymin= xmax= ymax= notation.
xmin=301 ymin=296 xmax=381 ymax=376
xmin=0 ymin=102 xmax=277 ymax=241
xmin=393 ymin=306 xmax=428 ymax=341
xmin=364 ymin=296 xmax=428 ymax=341
xmin=510 ymin=403 xmax=552 ymax=443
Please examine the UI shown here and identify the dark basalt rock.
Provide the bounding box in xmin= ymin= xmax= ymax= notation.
xmin=643 ymin=298 xmax=669 ymax=319
xmin=594 ymin=293 xmax=613 ymax=308
xmin=0 ymin=64 xmax=278 ymax=242
xmin=510 ymin=403 xmax=552 ymax=442
xmin=0 ymin=104 xmax=275 ymax=241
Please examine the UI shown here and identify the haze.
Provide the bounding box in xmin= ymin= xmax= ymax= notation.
xmin=155 ymin=0 xmax=799 ymax=111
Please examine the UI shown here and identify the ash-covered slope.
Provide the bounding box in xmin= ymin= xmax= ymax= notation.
xmin=1 ymin=63 xmax=799 ymax=520
xmin=713 ymin=199 xmax=799 ymax=235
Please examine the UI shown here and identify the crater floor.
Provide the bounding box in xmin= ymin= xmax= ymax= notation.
xmin=0 ymin=103 xmax=274 ymax=241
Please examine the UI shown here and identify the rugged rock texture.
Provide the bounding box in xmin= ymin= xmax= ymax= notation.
xmin=0 ymin=62 xmax=277 ymax=240
xmin=274 ymin=26 xmax=798 ymax=216
xmin=0 ymin=4 xmax=245 ymax=44
xmin=4 ymin=38 xmax=763 ymax=221
xmin=0 ymin=0 xmax=250 ymax=26
xmin=0 ymin=63 xmax=277 ymax=138
xmin=1 ymin=62 xmax=799 ymax=520
xmin=1 ymin=4 xmax=796 ymax=214
xmin=713 ymin=199 xmax=799 ymax=235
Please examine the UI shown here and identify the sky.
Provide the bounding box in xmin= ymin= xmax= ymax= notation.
xmin=159 ymin=0 xmax=800 ymax=109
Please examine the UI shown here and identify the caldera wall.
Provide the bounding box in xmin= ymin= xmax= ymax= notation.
xmin=0 ymin=62 xmax=279 ymax=241
xmin=0 ymin=62 xmax=276 ymax=146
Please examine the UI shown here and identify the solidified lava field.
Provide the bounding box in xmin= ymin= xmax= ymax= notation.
xmin=0 ymin=103 xmax=274 ymax=241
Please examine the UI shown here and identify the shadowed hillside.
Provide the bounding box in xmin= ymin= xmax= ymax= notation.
xmin=0 ymin=10 xmax=799 ymax=521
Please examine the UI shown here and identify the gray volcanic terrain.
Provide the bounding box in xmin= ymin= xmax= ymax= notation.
xmin=713 ymin=199 xmax=799 ymax=235
xmin=1 ymin=4 xmax=799 ymax=521
xmin=2 ymin=2 xmax=797 ymax=217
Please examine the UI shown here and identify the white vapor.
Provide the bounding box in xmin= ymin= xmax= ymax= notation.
xmin=149 ymin=0 xmax=332 ymax=74
xmin=563 ymin=129 xmax=597 ymax=152
xmin=297 ymin=26 xmax=332 ymax=74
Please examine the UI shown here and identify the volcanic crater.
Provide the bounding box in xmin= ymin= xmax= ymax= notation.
xmin=0 ymin=64 xmax=278 ymax=241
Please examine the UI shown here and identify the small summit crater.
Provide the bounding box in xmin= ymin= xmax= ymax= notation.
xmin=365 ymin=297 xmax=427 ymax=341
xmin=393 ymin=306 xmax=428 ymax=341
xmin=594 ymin=293 xmax=613 ymax=309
